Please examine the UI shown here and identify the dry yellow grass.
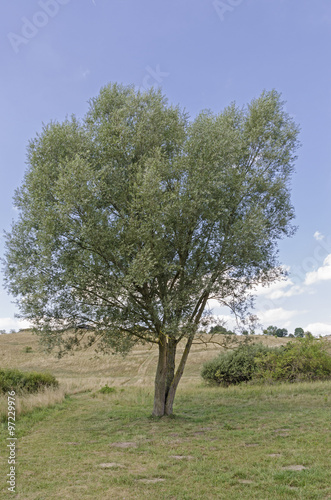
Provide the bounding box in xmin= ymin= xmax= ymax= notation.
xmin=0 ymin=386 xmax=67 ymax=420
xmin=0 ymin=330 xmax=293 ymax=392
xmin=1 ymin=330 xmax=328 ymax=422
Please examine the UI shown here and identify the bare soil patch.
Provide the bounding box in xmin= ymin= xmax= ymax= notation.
xmin=99 ymin=463 xmax=126 ymax=469
xmin=137 ymin=478 xmax=165 ymax=484
xmin=109 ymin=441 xmax=138 ymax=448
xmin=282 ymin=465 xmax=308 ymax=471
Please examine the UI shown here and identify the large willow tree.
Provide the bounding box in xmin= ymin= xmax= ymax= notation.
xmin=4 ymin=84 xmax=299 ymax=416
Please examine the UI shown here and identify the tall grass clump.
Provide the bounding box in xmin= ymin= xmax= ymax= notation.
xmin=0 ymin=386 xmax=67 ymax=422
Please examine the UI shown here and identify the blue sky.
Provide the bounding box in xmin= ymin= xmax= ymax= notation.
xmin=0 ymin=0 xmax=330 ymax=335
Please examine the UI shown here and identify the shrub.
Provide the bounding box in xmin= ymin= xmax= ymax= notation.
xmin=201 ymin=343 xmax=275 ymax=386
xmin=99 ymin=384 xmax=116 ymax=394
xmin=0 ymin=368 xmax=59 ymax=394
xmin=254 ymin=336 xmax=331 ymax=383
xmin=209 ymin=325 xmax=235 ymax=335
xmin=23 ymin=346 xmax=33 ymax=353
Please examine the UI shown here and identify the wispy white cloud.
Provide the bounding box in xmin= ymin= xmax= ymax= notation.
xmin=0 ymin=318 xmax=31 ymax=332
xmin=257 ymin=307 xmax=300 ymax=325
xmin=304 ymin=254 xmax=331 ymax=285
xmin=253 ymin=277 xmax=304 ymax=300
xmin=304 ymin=322 xmax=331 ymax=337
xmin=79 ymin=68 xmax=90 ymax=80
xmin=207 ymin=299 xmax=223 ymax=310
xmin=314 ymin=231 xmax=324 ymax=241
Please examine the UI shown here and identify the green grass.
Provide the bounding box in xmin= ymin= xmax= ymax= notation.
xmin=1 ymin=381 xmax=330 ymax=499
xmin=1 ymin=331 xmax=331 ymax=498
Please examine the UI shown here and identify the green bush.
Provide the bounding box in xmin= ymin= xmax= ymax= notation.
xmin=0 ymin=368 xmax=59 ymax=394
xmin=254 ymin=337 xmax=331 ymax=383
xmin=99 ymin=384 xmax=116 ymax=394
xmin=201 ymin=343 xmax=274 ymax=386
xmin=23 ymin=346 xmax=33 ymax=353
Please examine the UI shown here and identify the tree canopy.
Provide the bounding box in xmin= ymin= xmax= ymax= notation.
xmin=263 ymin=326 xmax=308 ymax=338
xmin=4 ymin=83 xmax=300 ymax=415
xmin=294 ymin=327 xmax=305 ymax=338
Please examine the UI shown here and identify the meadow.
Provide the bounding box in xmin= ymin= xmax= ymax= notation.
xmin=1 ymin=331 xmax=330 ymax=499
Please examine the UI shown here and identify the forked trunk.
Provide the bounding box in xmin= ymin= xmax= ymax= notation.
xmin=152 ymin=334 xmax=194 ymax=417
xmin=152 ymin=296 xmax=208 ymax=416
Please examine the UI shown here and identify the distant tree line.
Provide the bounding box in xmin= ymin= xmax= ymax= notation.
xmin=209 ymin=325 xmax=313 ymax=338
xmin=262 ymin=326 xmax=312 ymax=338
xmin=209 ymin=325 xmax=252 ymax=336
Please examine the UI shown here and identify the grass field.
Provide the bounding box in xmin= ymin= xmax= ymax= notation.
xmin=1 ymin=331 xmax=330 ymax=499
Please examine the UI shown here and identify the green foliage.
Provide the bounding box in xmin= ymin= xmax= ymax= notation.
xmin=3 ymin=83 xmax=300 ymax=414
xmin=201 ymin=343 xmax=274 ymax=386
xmin=209 ymin=325 xmax=235 ymax=335
xmin=202 ymin=337 xmax=331 ymax=387
xmin=263 ymin=325 xmax=288 ymax=337
xmin=0 ymin=368 xmax=59 ymax=394
xmin=3 ymin=84 xmax=300 ymax=357
xmin=275 ymin=327 xmax=288 ymax=337
xmin=99 ymin=384 xmax=116 ymax=394
xmin=254 ymin=337 xmax=331 ymax=383
xmin=294 ymin=327 xmax=304 ymax=338
xmin=23 ymin=346 xmax=33 ymax=353
xmin=263 ymin=325 xmax=277 ymax=336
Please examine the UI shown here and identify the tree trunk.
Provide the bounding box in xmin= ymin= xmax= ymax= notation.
xmin=152 ymin=334 xmax=193 ymax=417
xmin=152 ymin=296 xmax=209 ymax=416
xmin=165 ymin=337 xmax=176 ymax=398
xmin=164 ymin=333 xmax=194 ymax=415
xmin=152 ymin=335 xmax=168 ymax=417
